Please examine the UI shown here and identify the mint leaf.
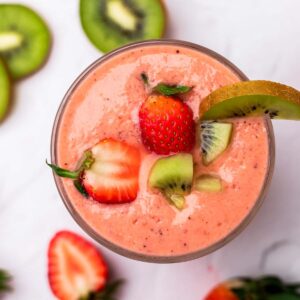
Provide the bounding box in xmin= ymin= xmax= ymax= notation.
xmin=0 ymin=270 xmax=11 ymax=293
xmin=153 ymin=83 xmax=192 ymax=96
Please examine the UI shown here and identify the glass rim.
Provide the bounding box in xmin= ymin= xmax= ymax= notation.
xmin=51 ymin=39 xmax=275 ymax=263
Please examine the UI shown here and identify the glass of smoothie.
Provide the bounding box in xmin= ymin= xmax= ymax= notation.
xmin=50 ymin=40 xmax=275 ymax=263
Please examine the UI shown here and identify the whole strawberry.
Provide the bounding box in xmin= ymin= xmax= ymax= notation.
xmin=205 ymin=276 xmax=300 ymax=300
xmin=139 ymin=94 xmax=195 ymax=155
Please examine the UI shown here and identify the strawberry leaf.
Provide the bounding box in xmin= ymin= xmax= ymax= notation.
xmin=46 ymin=161 xmax=80 ymax=179
xmin=86 ymin=279 xmax=124 ymax=300
xmin=74 ymin=180 xmax=89 ymax=198
xmin=153 ymin=83 xmax=192 ymax=96
xmin=0 ymin=269 xmax=11 ymax=293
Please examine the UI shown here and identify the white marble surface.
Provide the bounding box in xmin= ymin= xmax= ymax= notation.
xmin=1 ymin=0 xmax=300 ymax=299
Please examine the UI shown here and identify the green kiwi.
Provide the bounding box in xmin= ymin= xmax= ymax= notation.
xmin=149 ymin=154 xmax=193 ymax=210
xmin=194 ymin=175 xmax=222 ymax=192
xmin=0 ymin=59 xmax=10 ymax=121
xmin=200 ymin=121 xmax=232 ymax=165
xmin=0 ymin=4 xmax=51 ymax=79
xmin=80 ymin=0 xmax=166 ymax=53
xmin=200 ymin=81 xmax=300 ymax=120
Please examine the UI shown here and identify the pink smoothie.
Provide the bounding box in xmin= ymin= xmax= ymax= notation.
xmin=55 ymin=44 xmax=270 ymax=257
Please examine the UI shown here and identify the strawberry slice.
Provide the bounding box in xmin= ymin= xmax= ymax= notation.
xmin=48 ymin=231 xmax=108 ymax=300
xmin=205 ymin=284 xmax=239 ymax=300
xmin=47 ymin=138 xmax=141 ymax=203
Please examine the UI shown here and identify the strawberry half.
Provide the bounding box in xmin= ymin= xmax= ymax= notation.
xmin=47 ymin=138 xmax=141 ymax=203
xmin=139 ymin=94 xmax=195 ymax=155
xmin=48 ymin=231 xmax=108 ymax=300
xmin=205 ymin=284 xmax=239 ymax=300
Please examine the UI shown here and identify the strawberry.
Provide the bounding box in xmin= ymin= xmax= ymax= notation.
xmin=204 ymin=276 xmax=300 ymax=300
xmin=139 ymin=94 xmax=195 ymax=155
xmin=47 ymin=138 xmax=141 ymax=203
xmin=48 ymin=231 xmax=108 ymax=300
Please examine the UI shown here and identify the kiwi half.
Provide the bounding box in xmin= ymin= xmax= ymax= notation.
xmin=149 ymin=154 xmax=193 ymax=210
xmin=0 ymin=4 xmax=51 ymax=79
xmin=200 ymin=81 xmax=300 ymax=120
xmin=0 ymin=59 xmax=10 ymax=121
xmin=80 ymin=0 xmax=166 ymax=53
xmin=200 ymin=121 xmax=232 ymax=165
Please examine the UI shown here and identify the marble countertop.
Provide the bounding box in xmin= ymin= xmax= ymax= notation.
xmin=1 ymin=0 xmax=300 ymax=299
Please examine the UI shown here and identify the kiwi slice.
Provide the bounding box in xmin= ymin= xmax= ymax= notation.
xmin=200 ymin=121 xmax=232 ymax=165
xmin=194 ymin=175 xmax=222 ymax=192
xmin=200 ymin=80 xmax=300 ymax=120
xmin=149 ymin=154 xmax=193 ymax=210
xmin=80 ymin=0 xmax=166 ymax=53
xmin=0 ymin=4 xmax=51 ymax=79
xmin=0 ymin=59 xmax=10 ymax=121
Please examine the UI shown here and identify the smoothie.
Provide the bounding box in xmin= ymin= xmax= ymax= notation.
xmin=53 ymin=42 xmax=271 ymax=258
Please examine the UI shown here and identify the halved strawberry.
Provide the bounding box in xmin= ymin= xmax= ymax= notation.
xmin=48 ymin=231 xmax=108 ymax=300
xmin=47 ymin=138 xmax=141 ymax=203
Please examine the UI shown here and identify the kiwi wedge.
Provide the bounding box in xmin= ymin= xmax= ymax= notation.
xmin=80 ymin=0 xmax=166 ymax=53
xmin=0 ymin=4 xmax=51 ymax=79
xmin=0 ymin=59 xmax=10 ymax=121
xmin=200 ymin=121 xmax=232 ymax=165
xmin=194 ymin=175 xmax=222 ymax=192
xmin=200 ymin=81 xmax=300 ymax=120
xmin=149 ymin=154 xmax=193 ymax=210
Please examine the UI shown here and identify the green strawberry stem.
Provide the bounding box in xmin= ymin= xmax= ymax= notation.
xmin=46 ymin=151 xmax=94 ymax=198
xmin=80 ymin=279 xmax=123 ymax=300
xmin=140 ymin=73 xmax=192 ymax=96
xmin=0 ymin=269 xmax=11 ymax=293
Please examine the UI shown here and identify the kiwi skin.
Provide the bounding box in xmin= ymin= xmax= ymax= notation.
xmin=0 ymin=4 xmax=52 ymax=80
xmin=0 ymin=59 xmax=12 ymax=122
xmin=80 ymin=0 xmax=167 ymax=53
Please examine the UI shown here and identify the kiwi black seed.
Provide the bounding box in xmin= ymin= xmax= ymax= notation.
xmin=80 ymin=0 xmax=166 ymax=53
xmin=149 ymin=154 xmax=193 ymax=210
xmin=0 ymin=4 xmax=51 ymax=80
xmin=200 ymin=121 xmax=233 ymax=165
xmin=0 ymin=58 xmax=11 ymax=121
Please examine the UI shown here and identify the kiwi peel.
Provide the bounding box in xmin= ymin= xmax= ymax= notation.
xmin=200 ymin=121 xmax=233 ymax=165
xmin=0 ymin=4 xmax=51 ymax=79
xmin=200 ymin=80 xmax=300 ymax=120
xmin=149 ymin=154 xmax=193 ymax=210
xmin=80 ymin=0 xmax=166 ymax=53
xmin=0 ymin=58 xmax=11 ymax=121
xmin=194 ymin=175 xmax=222 ymax=192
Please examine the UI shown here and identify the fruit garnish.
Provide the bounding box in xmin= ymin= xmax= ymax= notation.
xmin=0 ymin=59 xmax=11 ymax=122
xmin=47 ymin=139 xmax=141 ymax=203
xmin=149 ymin=153 xmax=193 ymax=210
xmin=205 ymin=276 xmax=300 ymax=300
xmin=200 ymin=80 xmax=300 ymax=120
xmin=80 ymin=0 xmax=166 ymax=53
xmin=200 ymin=121 xmax=232 ymax=165
xmin=48 ymin=230 xmax=122 ymax=300
xmin=0 ymin=269 xmax=11 ymax=294
xmin=0 ymin=4 xmax=51 ymax=79
xmin=153 ymin=83 xmax=192 ymax=96
xmin=194 ymin=175 xmax=222 ymax=192
xmin=139 ymin=94 xmax=195 ymax=155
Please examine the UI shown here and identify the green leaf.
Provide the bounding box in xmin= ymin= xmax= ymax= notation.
xmin=153 ymin=83 xmax=192 ymax=96
xmin=267 ymin=293 xmax=300 ymax=300
xmin=0 ymin=269 xmax=11 ymax=293
xmin=85 ymin=279 xmax=124 ymax=300
xmin=46 ymin=160 xmax=80 ymax=179
xmin=140 ymin=73 xmax=149 ymax=85
xmin=74 ymin=180 xmax=89 ymax=198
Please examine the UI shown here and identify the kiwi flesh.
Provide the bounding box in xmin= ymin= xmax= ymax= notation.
xmin=194 ymin=175 xmax=222 ymax=192
xmin=0 ymin=4 xmax=51 ymax=79
xmin=80 ymin=0 xmax=166 ymax=53
xmin=200 ymin=81 xmax=300 ymax=120
xmin=200 ymin=121 xmax=232 ymax=165
xmin=0 ymin=59 xmax=10 ymax=121
xmin=149 ymin=154 xmax=193 ymax=210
